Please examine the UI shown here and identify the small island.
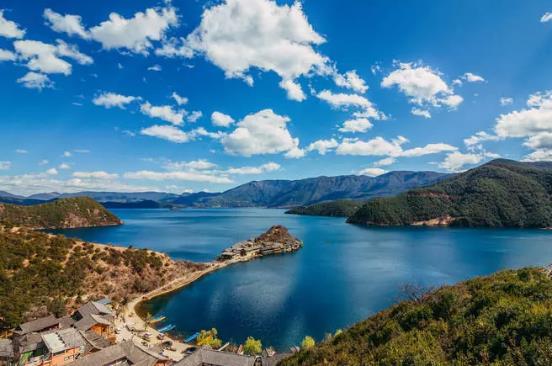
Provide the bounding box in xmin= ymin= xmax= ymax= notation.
xmin=218 ymin=225 xmax=302 ymax=261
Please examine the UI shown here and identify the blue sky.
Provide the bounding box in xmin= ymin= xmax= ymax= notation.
xmin=0 ymin=0 xmax=551 ymax=195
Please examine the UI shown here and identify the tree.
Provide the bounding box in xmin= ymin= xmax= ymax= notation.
xmin=301 ymin=336 xmax=315 ymax=350
xmin=243 ymin=336 xmax=262 ymax=355
xmin=197 ymin=328 xmax=222 ymax=349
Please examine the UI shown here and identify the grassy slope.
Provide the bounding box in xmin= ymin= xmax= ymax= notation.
xmin=0 ymin=197 xmax=122 ymax=229
xmin=348 ymin=160 xmax=552 ymax=227
xmin=280 ymin=267 xmax=552 ymax=366
xmin=0 ymin=227 xmax=207 ymax=329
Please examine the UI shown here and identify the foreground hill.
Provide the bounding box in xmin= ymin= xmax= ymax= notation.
xmin=0 ymin=197 xmax=122 ymax=229
xmin=281 ymin=266 xmax=552 ymax=365
xmin=0 ymin=227 xmax=207 ymax=329
xmin=174 ymin=171 xmax=448 ymax=208
xmin=348 ymin=159 xmax=552 ymax=228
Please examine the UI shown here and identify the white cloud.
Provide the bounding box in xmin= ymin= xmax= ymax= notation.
xmin=411 ymin=108 xmax=431 ymax=119
xmin=523 ymin=149 xmax=552 ymax=162
xmin=333 ymin=70 xmax=368 ymax=94
xmin=0 ymin=10 xmax=25 ymax=38
xmin=124 ymin=170 xmax=232 ymax=184
xmin=155 ymin=37 xmax=194 ymax=58
xmin=148 ymin=64 xmax=162 ymax=72
xmin=540 ymin=12 xmax=552 ymax=23
xmin=338 ymin=118 xmax=373 ymax=133
xmin=186 ymin=0 xmax=329 ymax=100
xmin=307 ymin=138 xmax=338 ymax=155
xmin=63 ymin=151 xmax=72 ymax=157
xmin=221 ymin=109 xmax=302 ymax=157
xmin=38 ymin=160 xmax=49 ymax=166
xmin=140 ymin=125 xmax=190 ymax=143
xmin=374 ymin=157 xmax=396 ymax=167
xmin=500 ymin=97 xmax=514 ymax=106
xmin=211 ymin=111 xmax=235 ymax=127
xmin=464 ymin=131 xmax=500 ymax=148
xmin=358 ymin=167 xmax=386 ymax=177
xmin=187 ymin=111 xmax=203 ymax=123
xmin=381 ymin=62 xmax=463 ymax=112
xmin=523 ymin=132 xmax=552 ymax=150
xmin=0 ymin=161 xmax=11 ymax=170
xmin=43 ymin=8 xmax=89 ymax=39
xmin=439 ymin=151 xmax=489 ymax=172
xmin=15 ymin=149 xmax=28 ymax=154
xmin=462 ymin=72 xmax=485 ymax=83
xmin=73 ymin=171 xmax=118 ymax=179
xmin=93 ymin=92 xmax=138 ymax=109
xmin=164 ymin=159 xmax=217 ymax=171
xmin=316 ymin=90 xmax=385 ymax=121
xmin=46 ymin=168 xmax=58 ymax=175
xmin=279 ymin=79 xmax=306 ymax=101
xmin=336 ymin=136 xmax=456 ymax=158
xmin=0 ymin=48 xmax=16 ymax=61
xmin=14 ymin=39 xmax=92 ymax=75
xmin=189 ymin=127 xmax=225 ymax=140
xmin=226 ymin=162 xmax=280 ymax=175
xmin=88 ymin=6 xmax=178 ymax=54
xmin=171 ymin=92 xmax=188 ymax=106
xmin=495 ymin=91 xmax=552 ymax=139
xmin=58 ymin=163 xmax=71 ymax=170
xmin=17 ymin=72 xmax=53 ymax=90
xmin=140 ymin=102 xmax=185 ymax=125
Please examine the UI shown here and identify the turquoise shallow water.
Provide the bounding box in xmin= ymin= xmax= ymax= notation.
xmin=55 ymin=208 xmax=552 ymax=350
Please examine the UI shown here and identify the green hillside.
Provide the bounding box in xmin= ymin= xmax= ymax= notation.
xmin=0 ymin=197 xmax=122 ymax=229
xmin=286 ymin=200 xmax=364 ymax=217
xmin=348 ymin=159 xmax=552 ymax=228
xmin=280 ymin=266 xmax=552 ymax=366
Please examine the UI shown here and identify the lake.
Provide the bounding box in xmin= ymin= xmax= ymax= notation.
xmin=55 ymin=208 xmax=552 ymax=350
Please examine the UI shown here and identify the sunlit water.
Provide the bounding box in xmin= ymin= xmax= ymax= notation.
xmin=55 ymin=208 xmax=552 ymax=350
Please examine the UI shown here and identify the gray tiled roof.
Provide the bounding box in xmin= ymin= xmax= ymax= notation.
xmin=74 ymin=313 xmax=112 ymax=331
xmin=42 ymin=328 xmax=86 ymax=354
xmin=0 ymin=339 xmax=13 ymax=358
xmin=176 ymin=348 xmax=256 ymax=366
xmin=70 ymin=341 xmax=163 ymax=366
xmin=15 ymin=315 xmax=60 ymax=335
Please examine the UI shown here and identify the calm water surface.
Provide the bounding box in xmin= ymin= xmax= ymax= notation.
xmin=56 ymin=208 xmax=552 ymax=350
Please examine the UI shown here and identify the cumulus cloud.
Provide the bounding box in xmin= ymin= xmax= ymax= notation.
xmin=73 ymin=171 xmax=118 ymax=179
xmin=541 ymin=12 xmax=552 ymax=23
xmin=58 ymin=163 xmax=71 ymax=170
xmin=187 ymin=111 xmax=203 ymax=123
xmin=88 ymin=6 xmax=178 ymax=54
xmin=171 ymin=92 xmax=188 ymax=106
xmin=0 ymin=48 xmax=16 ymax=61
xmin=336 ymin=136 xmax=457 ymax=158
xmin=338 ymin=118 xmax=373 ymax=133
xmin=358 ymin=167 xmax=386 ymax=177
xmin=13 ymin=39 xmax=92 ymax=75
xmin=43 ymin=8 xmax=90 ymax=39
xmin=185 ymin=0 xmax=329 ymax=100
xmin=0 ymin=10 xmax=25 ymax=38
xmin=500 ymin=97 xmax=514 ymax=106
xmin=140 ymin=125 xmax=190 ymax=143
xmin=374 ymin=157 xmax=396 ymax=167
xmin=307 ymin=138 xmax=338 ymax=155
xmin=221 ymin=109 xmax=303 ymax=157
xmin=226 ymin=162 xmax=280 ymax=174
xmin=462 ymin=72 xmax=485 ymax=83
xmin=164 ymin=159 xmax=217 ymax=171
xmin=333 ymin=70 xmax=368 ymax=94
xmin=155 ymin=37 xmax=193 ymax=58
xmin=495 ymin=91 xmax=552 ymax=139
xmin=124 ymin=170 xmax=232 ymax=184
xmin=381 ymin=62 xmax=463 ymax=114
xmin=316 ymin=90 xmax=385 ymax=121
xmin=140 ymin=102 xmax=185 ymax=125
xmin=438 ymin=151 xmax=498 ymax=172
xmin=17 ymin=72 xmax=53 ymax=90
xmin=411 ymin=108 xmax=431 ymax=119
xmin=464 ymin=131 xmax=500 ymax=148
xmin=211 ymin=111 xmax=235 ymax=127
xmin=93 ymin=92 xmax=138 ymax=109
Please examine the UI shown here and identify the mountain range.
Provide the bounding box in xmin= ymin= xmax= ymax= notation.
xmin=0 ymin=171 xmax=449 ymax=208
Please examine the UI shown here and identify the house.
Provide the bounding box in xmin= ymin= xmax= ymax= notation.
xmin=69 ymin=341 xmax=169 ymax=366
xmin=13 ymin=316 xmax=66 ymax=337
xmin=73 ymin=301 xmax=115 ymax=345
xmin=176 ymin=348 xmax=290 ymax=366
xmin=0 ymin=339 xmax=14 ymax=366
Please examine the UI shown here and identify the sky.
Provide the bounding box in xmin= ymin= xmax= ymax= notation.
xmin=0 ymin=0 xmax=551 ymax=195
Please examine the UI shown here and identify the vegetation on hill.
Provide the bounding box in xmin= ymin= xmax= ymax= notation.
xmin=0 ymin=197 xmax=122 ymax=229
xmin=280 ymin=266 xmax=552 ymax=366
xmin=0 ymin=227 xmax=207 ymax=329
xmin=348 ymin=159 xmax=552 ymax=227
xmin=286 ymin=200 xmax=364 ymax=217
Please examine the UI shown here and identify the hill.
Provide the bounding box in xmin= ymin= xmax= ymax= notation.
xmin=280 ymin=266 xmax=552 ymax=365
xmin=177 ymin=171 xmax=448 ymax=208
xmin=347 ymin=159 xmax=552 ymax=228
xmin=0 ymin=197 xmax=122 ymax=229
xmin=0 ymin=227 xmax=207 ymax=328
xmin=286 ymin=200 xmax=364 ymax=217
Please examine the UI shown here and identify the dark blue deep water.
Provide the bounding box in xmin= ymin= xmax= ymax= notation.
xmin=56 ymin=208 xmax=552 ymax=350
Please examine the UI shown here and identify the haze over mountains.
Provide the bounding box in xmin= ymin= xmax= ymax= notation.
xmin=0 ymin=171 xmax=449 ymax=208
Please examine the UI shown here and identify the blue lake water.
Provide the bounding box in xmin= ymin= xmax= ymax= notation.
xmin=56 ymin=208 xmax=552 ymax=350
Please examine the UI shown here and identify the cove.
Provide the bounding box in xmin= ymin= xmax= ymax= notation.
xmin=55 ymin=208 xmax=552 ymax=350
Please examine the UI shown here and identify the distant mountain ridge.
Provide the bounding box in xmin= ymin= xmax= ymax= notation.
xmin=0 ymin=171 xmax=450 ymax=208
